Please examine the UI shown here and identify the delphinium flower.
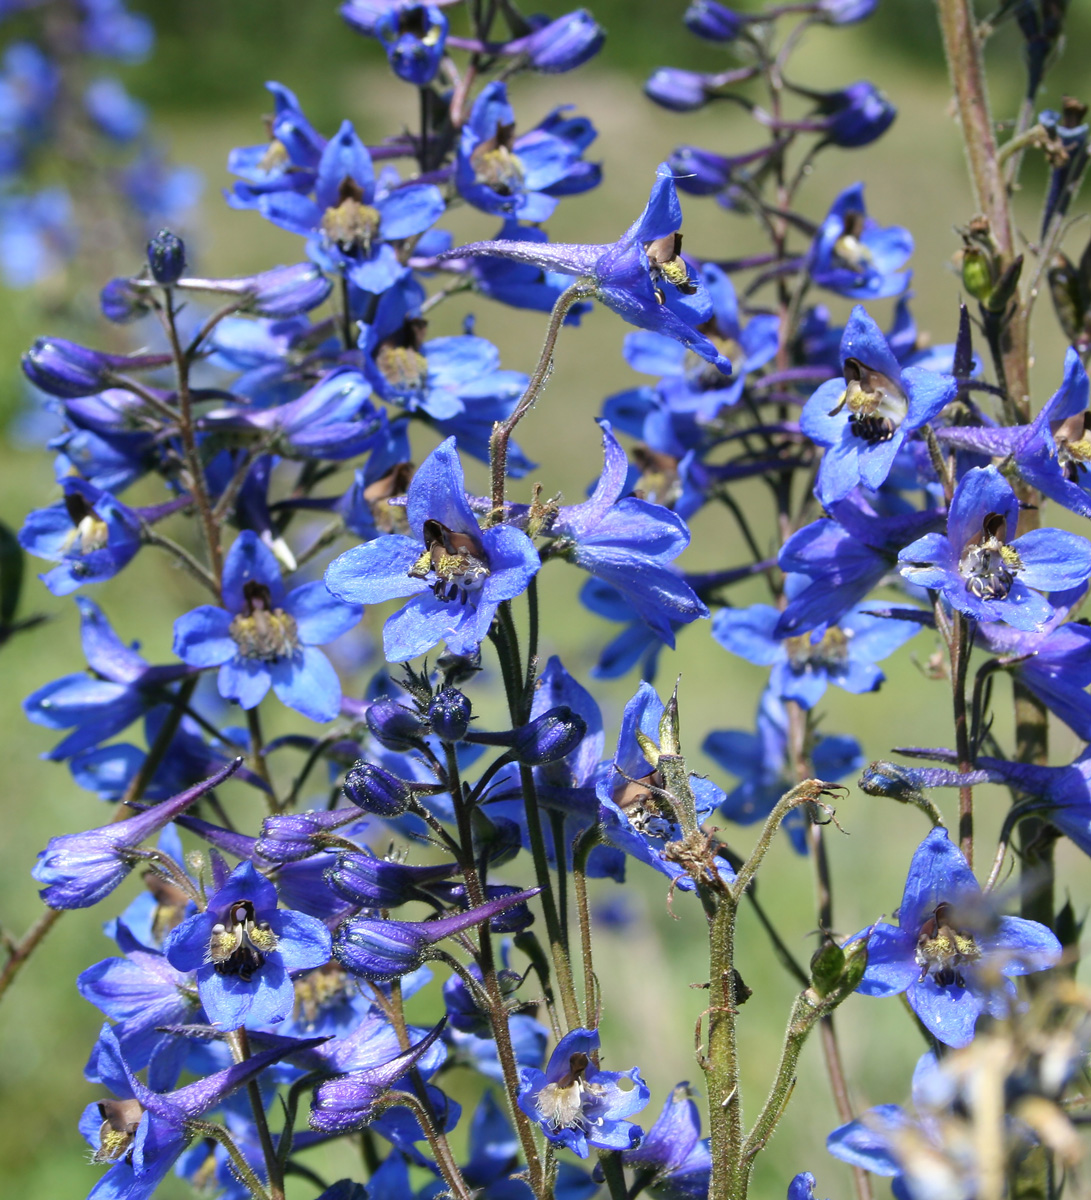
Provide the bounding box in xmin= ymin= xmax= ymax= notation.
xmin=615 ymin=1082 xmax=710 ymax=1200
xmin=800 ymin=305 xmax=957 ymax=506
xmin=173 ymin=530 xmax=362 ymax=722
xmin=443 ymin=163 xmax=734 ymax=372
xmin=455 ymin=81 xmax=601 ymax=222
xmin=518 ymin=1027 xmax=650 ymax=1158
xmin=163 ymin=860 xmax=331 ymax=1029
xmin=807 ymin=182 xmax=913 ymax=299
xmin=227 ymin=81 xmax=325 ymax=206
xmin=897 ymin=464 xmax=1091 ymax=632
xmin=854 ymin=827 xmax=1061 ymax=1047
xmin=621 ymin=263 xmax=779 ymax=422
xmin=325 ymin=437 xmax=540 ymax=661
xmin=713 ymin=598 xmax=920 ymax=708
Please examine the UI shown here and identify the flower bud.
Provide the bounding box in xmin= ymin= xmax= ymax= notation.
xmin=365 ymin=699 xmax=427 ymax=750
xmin=21 ymin=337 xmax=171 ymax=398
xmin=522 ymin=10 xmax=605 ymax=73
xmin=512 ymin=705 xmax=587 ymax=765
xmin=428 ymin=687 xmax=471 ymax=742
xmin=342 ymin=761 xmax=415 ymax=817
xmin=817 ymin=0 xmax=877 ymax=23
xmin=146 ymin=228 xmax=186 ymax=284
xmin=961 ymin=245 xmax=995 ymax=304
xmin=814 ymin=81 xmax=895 ymax=148
xmin=684 ymin=1 xmax=743 ymax=42
xmin=644 ymin=67 xmax=710 ymax=113
xmin=668 ymin=145 xmax=734 ymax=195
xmin=174 ymin=263 xmax=333 ymax=318
xmin=100 ymin=277 xmax=152 ymax=324
xmin=324 ymin=851 xmax=458 ymax=908
xmin=255 ymin=808 xmax=362 ymax=862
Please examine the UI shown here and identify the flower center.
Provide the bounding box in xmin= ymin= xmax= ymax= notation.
xmin=686 ymin=330 xmax=742 ymax=389
xmin=293 ymin=961 xmax=356 ymax=1026
xmin=375 ymin=318 xmax=429 ymax=397
xmin=644 ymin=231 xmax=698 ymax=305
xmin=785 ymin=626 xmax=850 ymax=672
xmin=915 ymin=901 xmax=981 ymax=989
xmin=229 ymin=581 xmax=299 ymax=661
xmin=321 ymin=177 xmax=381 ymax=253
xmin=959 ymin=512 xmax=1022 ymax=601
xmin=207 ymin=898 xmax=279 ymax=981
xmin=1053 ymin=411 xmax=1091 ymax=482
xmin=831 ymin=210 xmax=874 ymax=274
xmin=363 ymin=461 xmax=415 ymax=534
xmin=471 ymin=124 xmax=525 ymax=196
xmin=613 ymin=769 xmax=673 ymax=839
xmin=631 ymin=444 xmax=682 ymax=508
xmin=408 ymin=518 xmax=490 ymax=604
xmin=536 ymin=1052 xmax=605 ymax=1131
xmin=93 ymin=1098 xmax=144 ymax=1165
xmin=61 ymin=492 xmax=109 ymax=555
xmin=258 ymin=138 xmax=290 ymax=175
xmin=829 ymin=357 xmax=908 ymax=444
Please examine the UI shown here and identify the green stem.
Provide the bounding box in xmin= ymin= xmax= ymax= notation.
xmin=186 ymin=1120 xmax=271 ymax=1200
xmin=0 ymin=907 xmax=64 ymax=1005
xmin=706 ymin=894 xmax=743 ymax=1200
xmin=228 ymin=1028 xmax=284 ymax=1200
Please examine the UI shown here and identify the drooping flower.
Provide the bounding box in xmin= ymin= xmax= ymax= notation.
xmin=897 ymin=465 xmax=1091 ymax=632
xmin=800 ymin=305 xmax=957 ymax=506
xmin=324 ymin=438 xmax=540 ymax=661
xmin=173 ymin=530 xmax=361 ymax=722
xmin=518 ymin=1027 xmax=649 ymax=1158
xmin=854 ymin=827 xmax=1061 ymax=1047
xmin=163 ymin=860 xmax=332 ymax=1029
xmin=442 ymin=164 xmax=734 ymax=373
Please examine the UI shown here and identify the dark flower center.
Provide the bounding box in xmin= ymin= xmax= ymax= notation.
xmin=471 ymin=123 xmax=525 ymax=196
xmin=915 ymin=901 xmax=980 ymax=989
xmin=229 ymin=580 xmax=299 ymax=661
xmin=207 ymin=897 xmax=278 ymax=981
xmin=613 ymin=769 xmax=673 ymax=839
xmin=1053 ymin=411 xmax=1091 ymax=483
xmin=959 ymin=511 xmax=1022 ymax=601
xmin=536 ymin=1052 xmax=604 ymax=1131
xmin=93 ymin=1098 xmax=144 ymax=1165
xmin=375 ymin=318 xmax=429 ymax=396
xmin=831 ymin=210 xmax=874 ymax=274
xmin=829 ymin=357 xmax=907 ymax=445
xmin=62 ymin=492 xmax=109 ymax=555
xmin=321 ymin=177 xmax=381 ymax=253
xmin=408 ymin=518 xmax=490 ymax=604
xmin=644 ymin=231 xmax=698 ymax=305
xmin=785 ymin=626 xmax=850 ymax=672
xmin=631 ymin=444 xmax=682 ymax=508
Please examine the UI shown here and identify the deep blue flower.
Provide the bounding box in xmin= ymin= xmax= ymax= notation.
xmin=713 ymin=600 xmax=919 ymax=709
xmin=517 ymin=9 xmax=605 ymax=74
xmin=443 ymin=164 xmax=734 ymax=373
xmin=373 ymin=5 xmax=449 ymax=85
xmin=173 ymin=530 xmax=361 ymax=722
xmin=228 ymin=81 xmax=324 ymax=205
xmin=79 ymin=1022 xmax=320 ymax=1200
xmin=803 ymin=81 xmax=896 ymax=148
xmin=898 ymin=465 xmax=1091 ymax=632
xmin=325 ymin=438 xmax=540 ymax=661
xmin=84 ymin=76 xmax=145 ymax=142
xmin=548 ymin=421 xmax=709 ymax=642
xmin=518 ymin=1027 xmax=649 ymax=1158
xmin=24 ymin=596 xmax=190 ymax=761
xmin=464 ymin=220 xmax=592 ymax=322
xmin=456 ymin=81 xmax=600 ymax=221
xmin=1040 ymin=103 xmax=1088 ymax=235
xmin=786 ymin=1175 xmax=828 ymax=1200
xmin=704 ymin=689 xmax=863 ymax=853
xmin=257 ymin=118 xmax=445 ymax=294
xmin=855 ymin=827 xmax=1061 ymax=1047
xmin=32 ymin=760 xmax=240 ymax=909
xmin=800 ymin=305 xmax=957 ymax=505
xmin=0 ymin=187 xmax=76 ymax=286
xmin=617 ymin=1082 xmax=710 ymax=1200
xmin=164 ymin=860 xmax=331 ymax=1029
xmin=807 ymin=182 xmax=912 ymax=300
xmin=19 ymin=476 xmax=141 ymax=595
xmin=684 ymin=1 xmax=744 ymax=42
xmin=622 ymin=264 xmax=779 ymax=422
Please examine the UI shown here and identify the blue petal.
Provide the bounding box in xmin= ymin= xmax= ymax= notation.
xmin=284 ymin=581 xmax=362 ymax=645
xmin=269 ymin=908 xmax=333 ymax=972
xmin=711 ymin=605 xmax=782 ymax=666
xmin=406 ymin=438 xmax=479 ymax=539
xmin=379 ymin=183 xmax=445 ymax=240
xmin=979 ymin=915 xmax=1061 ymax=975
xmin=324 ymin=536 xmax=429 ymax=605
xmin=218 ymin=656 xmax=273 ymax=709
xmin=898 ymin=827 xmax=978 ymax=932
xmin=856 ymin=923 xmax=916 ymax=997
xmin=1012 ymin=528 xmax=1091 ymax=593
xmin=222 ymin=530 xmax=286 ymax=613
xmin=270 ymin=648 xmax=341 ymax=722
xmin=906 ymin=977 xmax=983 ymax=1048
xmin=173 ymin=606 xmax=236 ymax=667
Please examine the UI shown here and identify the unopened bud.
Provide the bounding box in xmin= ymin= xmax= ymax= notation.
xmin=684 ymin=0 xmax=743 ymax=42
xmin=428 ymin=687 xmax=471 ymax=742
xmin=146 ymin=228 xmax=186 ymax=285
xmin=511 ymin=706 xmax=587 ymax=765
xmin=365 ymin=699 xmax=427 ymax=750
xmin=343 ymin=761 xmax=415 ymax=817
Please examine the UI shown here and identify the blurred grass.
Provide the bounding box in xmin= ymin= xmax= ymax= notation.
xmin=1 ymin=9 xmax=1090 ymax=1200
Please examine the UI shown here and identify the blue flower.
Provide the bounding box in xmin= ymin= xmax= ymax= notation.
xmin=898 ymin=465 xmax=1091 ymax=632
xmin=0 ymin=187 xmax=76 ymax=286
xmin=444 ymin=164 xmax=734 ymax=373
xmin=622 ymin=263 xmax=779 ymax=422
xmin=466 ymin=219 xmax=593 ymax=322
xmin=704 ymin=689 xmax=863 ymax=852
xmin=163 ymin=860 xmax=331 ymax=1029
xmin=173 ymin=530 xmax=361 ymax=722
xmin=517 ymin=1027 xmax=649 ymax=1158
xmin=324 ymin=438 xmax=540 ymax=661
xmin=617 ymin=1082 xmax=710 ymax=1200
xmin=855 ymin=827 xmax=1061 ymax=1047
xmin=228 ymin=81 xmax=325 ymax=206
xmin=456 ymin=81 xmax=600 ymax=221
xmin=712 ymin=601 xmax=919 ymax=709
xmin=373 ymin=5 xmax=450 ymax=85
xmin=549 ymin=421 xmax=709 ymax=641
xmin=579 ymin=578 xmax=676 ymax=681
xmin=807 ymin=182 xmax=912 ymax=299
xmin=19 ymin=476 xmax=141 ymax=595
xmin=800 ymin=305 xmax=957 ymax=505
xmin=24 ymin=596 xmax=190 ymax=761
xmin=257 ymin=118 xmax=445 ymax=294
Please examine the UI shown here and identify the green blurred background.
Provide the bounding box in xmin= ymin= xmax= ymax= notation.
xmin=1 ymin=2 xmax=1090 ymax=1197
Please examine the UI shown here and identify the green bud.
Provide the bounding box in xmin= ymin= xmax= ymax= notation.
xmin=635 ymin=730 xmax=661 ymax=767
xmin=1049 ymin=254 xmax=1085 ymax=343
xmin=983 ymin=254 xmax=1024 ymax=314
xmin=840 ymin=935 xmax=868 ymax=992
xmin=659 ymin=681 xmax=682 ymax=756
xmin=961 ymin=246 xmax=995 ymax=303
xmin=809 ymin=942 xmax=846 ymax=998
